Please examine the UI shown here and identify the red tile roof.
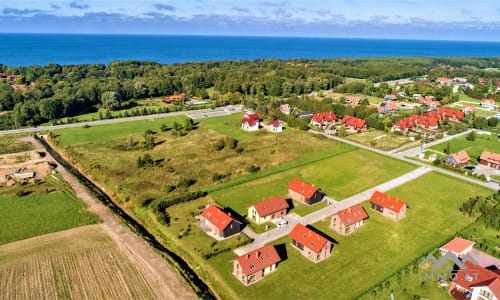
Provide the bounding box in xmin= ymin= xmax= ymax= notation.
xmin=234 ymin=244 xmax=281 ymax=276
xmin=384 ymin=94 xmax=397 ymax=100
xmin=440 ymin=237 xmax=475 ymax=254
xmin=280 ymin=104 xmax=291 ymax=113
xmin=163 ymin=93 xmax=186 ymax=103
xmin=453 ymin=261 xmax=500 ymax=294
xmin=438 ymin=108 xmax=465 ymax=120
xmin=268 ymin=120 xmax=281 ymax=128
xmin=202 ymin=204 xmax=233 ymax=231
xmin=450 ymin=151 xmax=470 ymax=165
xmin=341 ymin=115 xmax=366 ymax=130
xmin=253 ymin=196 xmax=289 ymax=217
xmin=370 ymin=191 xmax=406 ymax=213
xmin=334 ymin=204 xmax=368 ymax=227
xmin=242 ymin=113 xmax=260 ymax=126
xmin=345 ymin=96 xmax=361 ymax=105
xmin=289 ymin=224 xmax=328 ymax=254
xmin=311 ymin=112 xmax=337 ymax=125
xmin=461 ymin=104 xmax=476 ymax=112
xmin=481 ymin=98 xmax=495 ymax=105
xmin=287 ymin=178 xmax=318 ymax=199
xmin=437 ymin=77 xmax=452 ymax=83
xmin=480 ymin=151 xmax=500 ymax=165
xmin=419 ymin=95 xmax=435 ymax=103
xmin=471 ymin=277 xmax=500 ymax=298
xmin=10 ymin=84 xmax=27 ymax=91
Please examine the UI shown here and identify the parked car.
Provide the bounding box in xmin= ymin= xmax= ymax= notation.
xmin=464 ymin=165 xmax=476 ymax=170
xmin=277 ymin=219 xmax=288 ymax=228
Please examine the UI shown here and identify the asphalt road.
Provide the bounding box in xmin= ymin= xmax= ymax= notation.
xmin=0 ymin=105 xmax=241 ymax=136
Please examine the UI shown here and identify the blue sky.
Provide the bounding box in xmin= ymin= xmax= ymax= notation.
xmin=1 ymin=1 xmax=499 ymax=41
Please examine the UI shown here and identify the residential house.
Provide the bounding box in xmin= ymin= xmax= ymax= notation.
xmin=330 ymin=204 xmax=368 ymax=235
xmin=369 ymin=191 xmax=407 ymax=221
xmin=311 ymin=112 xmax=337 ymax=127
xmin=384 ymin=94 xmax=397 ymax=101
xmin=280 ymin=104 xmax=291 ymax=115
xmin=478 ymin=78 xmax=487 ymax=85
xmin=297 ymin=111 xmax=313 ymax=119
xmin=444 ymin=151 xmax=471 ymax=168
xmin=248 ymin=196 xmax=289 ymax=225
xmin=454 ymin=77 xmax=468 ymax=85
xmin=438 ymin=108 xmax=465 ymax=122
xmin=233 ymin=244 xmax=281 ymax=286
xmin=6 ymin=75 xmax=18 ymax=82
xmin=200 ymin=204 xmax=242 ymax=238
xmin=392 ymin=118 xmax=415 ymax=133
xmin=377 ymin=101 xmax=399 ymax=114
xmin=267 ymin=120 xmax=283 ymax=133
xmin=289 ymin=223 xmax=332 ymax=263
xmin=10 ymin=84 xmax=27 ymax=91
xmin=162 ymin=93 xmax=186 ymax=104
xmin=241 ymin=113 xmax=260 ymax=131
xmin=341 ymin=115 xmax=367 ymax=131
xmin=345 ymin=95 xmax=362 ymax=106
xmin=481 ymin=99 xmax=496 ymax=110
xmin=419 ymin=96 xmax=441 ymax=111
xmin=451 ymin=261 xmax=500 ymax=300
xmin=413 ymin=114 xmax=439 ymax=130
xmin=436 ymin=77 xmax=453 ymax=85
xmin=439 ymin=237 xmax=475 ymax=258
xmin=479 ymin=151 xmax=500 ymax=169
xmin=287 ymin=178 xmax=324 ymax=205
xmin=461 ymin=104 xmax=476 ymax=114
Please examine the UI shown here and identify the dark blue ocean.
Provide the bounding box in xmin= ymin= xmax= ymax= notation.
xmin=0 ymin=34 xmax=499 ymax=66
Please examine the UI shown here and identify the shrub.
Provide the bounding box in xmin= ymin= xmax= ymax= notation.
xmin=211 ymin=139 xmax=225 ymax=151
xmin=248 ymin=165 xmax=260 ymax=173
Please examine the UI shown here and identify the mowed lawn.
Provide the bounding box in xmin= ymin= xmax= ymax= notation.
xmin=55 ymin=115 xmax=187 ymax=145
xmin=210 ymin=149 xmax=415 ymax=217
xmin=207 ymin=172 xmax=492 ymax=300
xmin=430 ymin=134 xmax=500 ymax=164
xmin=0 ymin=191 xmax=100 ymax=245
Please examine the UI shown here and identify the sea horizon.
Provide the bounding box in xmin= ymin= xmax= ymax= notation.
xmin=1 ymin=33 xmax=499 ymax=67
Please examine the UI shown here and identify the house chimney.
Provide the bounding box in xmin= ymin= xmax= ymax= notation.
xmin=227 ymin=212 xmax=231 ymax=217
xmin=246 ymin=254 xmax=250 ymax=260
xmin=255 ymin=251 xmax=260 ymax=258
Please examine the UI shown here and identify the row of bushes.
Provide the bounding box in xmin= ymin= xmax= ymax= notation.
xmin=151 ymin=190 xmax=208 ymax=225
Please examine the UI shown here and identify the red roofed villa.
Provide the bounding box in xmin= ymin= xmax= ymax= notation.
xmin=311 ymin=112 xmax=337 ymax=127
xmin=439 ymin=237 xmax=475 ymax=258
xmin=289 ymin=223 xmax=332 ymax=263
xmin=330 ymin=204 xmax=369 ymax=235
xmin=438 ymin=108 xmax=465 ymax=122
xmin=345 ymin=95 xmax=362 ymax=106
xmin=241 ymin=113 xmax=260 ymax=131
xmin=287 ymin=178 xmax=324 ymax=205
xmin=248 ymin=196 xmax=289 ymax=224
xmin=200 ymin=204 xmax=242 ymax=239
xmin=450 ymin=261 xmax=500 ymax=300
xmin=481 ymin=98 xmax=496 ymax=110
xmin=444 ymin=151 xmax=471 ymax=168
xmin=266 ymin=120 xmax=283 ymax=133
xmin=341 ymin=115 xmax=367 ymax=131
xmin=233 ymin=244 xmax=281 ymax=286
xmin=479 ymin=151 xmax=500 ymax=169
xmin=162 ymin=93 xmax=186 ymax=104
xmin=279 ymin=103 xmax=291 ymax=115
xmin=370 ymin=191 xmax=407 ymax=221
xmin=461 ymin=104 xmax=476 ymax=114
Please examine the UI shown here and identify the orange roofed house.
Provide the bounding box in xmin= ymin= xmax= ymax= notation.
xmin=341 ymin=115 xmax=367 ymax=131
xmin=439 ymin=237 xmax=475 ymax=258
xmin=233 ymin=244 xmax=281 ymax=286
xmin=310 ymin=112 xmax=337 ymax=128
xmin=289 ymin=224 xmax=332 ymax=263
xmin=241 ymin=113 xmax=260 ymax=131
xmin=481 ymin=98 xmax=496 ymax=110
xmin=450 ymin=261 xmax=500 ymax=300
xmin=369 ymin=191 xmax=407 ymax=221
xmin=200 ymin=204 xmax=243 ymax=239
xmin=444 ymin=151 xmax=471 ymax=168
xmin=287 ymin=178 xmax=324 ymax=205
xmin=330 ymin=204 xmax=369 ymax=235
xmin=479 ymin=151 xmax=500 ymax=169
xmin=162 ymin=93 xmax=186 ymax=104
xmin=248 ymin=196 xmax=289 ymax=224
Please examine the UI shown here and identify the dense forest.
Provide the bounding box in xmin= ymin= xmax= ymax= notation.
xmin=0 ymin=57 xmax=498 ymax=129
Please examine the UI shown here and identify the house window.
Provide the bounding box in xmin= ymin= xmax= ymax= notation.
xmin=249 ymin=264 xmax=255 ymax=270
xmin=479 ymin=289 xmax=493 ymax=300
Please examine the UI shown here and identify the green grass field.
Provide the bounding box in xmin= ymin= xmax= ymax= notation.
xmin=0 ymin=136 xmax=33 ymax=155
xmin=430 ymin=133 xmax=500 ymax=164
xmin=210 ymin=149 xmax=415 ymax=217
xmin=55 ymin=115 xmax=187 ymax=145
xmin=205 ymin=172 xmax=492 ymax=299
xmin=0 ymin=188 xmax=100 ymax=245
xmin=346 ymin=130 xmax=412 ymax=151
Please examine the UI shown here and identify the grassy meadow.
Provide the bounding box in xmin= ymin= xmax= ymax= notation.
xmin=0 ymin=136 xmax=33 ymax=155
xmin=206 ymin=172 xmax=492 ymax=299
xmin=0 ymin=177 xmax=100 ymax=245
xmin=345 ymin=129 xmax=412 ymax=151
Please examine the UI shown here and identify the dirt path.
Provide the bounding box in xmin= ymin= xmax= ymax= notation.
xmin=28 ymin=137 xmax=195 ymax=300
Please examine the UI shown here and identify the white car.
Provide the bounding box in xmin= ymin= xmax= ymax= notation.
xmin=277 ymin=219 xmax=288 ymax=228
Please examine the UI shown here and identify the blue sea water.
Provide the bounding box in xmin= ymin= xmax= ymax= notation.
xmin=0 ymin=34 xmax=499 ymax=66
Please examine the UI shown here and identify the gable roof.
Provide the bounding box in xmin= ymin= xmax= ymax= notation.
xmin=342 ymin=115 xmax=367 ymax=129
xmin=345 ymin=95 xmax=361 ymax=105
xmin=289 ymin=223 xmax=328 ymax=253
xmin=234 ymin=244 xmax=281 ymax=276
xmin=287 ymin=178 xmax=318 ymax=199
xmin=461 ymin=104 xmax=476 ymax=112
xmin=471 ymin=277 xmax=500 ymax=297
xmin=311 ymin=112 xmax=337 ymax=125
xmin=252 ymin=196 xmax=289 ymax=217
xmin=333 ymin=204 xmax=368 ymax=227
xmin=438 ymin=108 xmax=465 ymax=120
xmin=370 ymin=191 xmax=406 ymax=213
xmin=242 ymin=113 xmax=260 ymax=126
xmin=480 ymin=151 xmax=500 ymax=165
xmin=439 ymin=237 xmax=475 ymax=254
xmin=450 ymin=151 xmax=470 ymax=164
xmin=280 ymin=103 xmax=291 ymax=112
xmin=268 ymin=120 xmax=281 ymax=128
xmin=453 ymin=261 xmax=500 ymax=294
xmin=481 ymin=98 xmax=495 ymax=105
xmin=384 ymin=94 xmax=397 ymax=101
xmin=202 ymin=204 xmax=233 ymax=231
